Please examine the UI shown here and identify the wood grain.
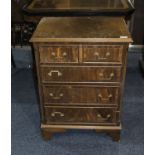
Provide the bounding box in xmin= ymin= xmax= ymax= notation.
xmin=30 ymin=17 xmax=132 ymax=141
xmin=30 ymin=17 xmax=133 ymax=43
xmin=42 ymin=85 xmax=120 ymax=106
xmin=40 ymin=66 xmax=122 ymax=83
xmin=44 ymin=106 xmax=117 ymax=125
xmin=39 ymin=46 xmax=79 ymax=63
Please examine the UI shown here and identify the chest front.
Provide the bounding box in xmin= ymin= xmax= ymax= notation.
xmin=30 ymin=17 xmax=132 ymax=141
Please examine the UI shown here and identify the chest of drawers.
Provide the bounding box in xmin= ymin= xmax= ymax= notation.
xmin=30 ymin=17 xmax=132 ymax=141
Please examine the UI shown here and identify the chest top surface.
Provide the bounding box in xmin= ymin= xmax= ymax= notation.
xmin=30 ymin=17 xmax=132 ymax=43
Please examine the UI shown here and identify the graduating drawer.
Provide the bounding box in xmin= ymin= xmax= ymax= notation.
xmin=40 ymin=66 xmax=122 ymax=83
xmin=82 ymin=45 xmax=123 ymax=64
xmin=44 ymin=106 xmax=117 ymax=125
xmin=43 ymin=85 xmax=120 ymax=106
xmin=39 ymin=46 xmax=79 ymax=63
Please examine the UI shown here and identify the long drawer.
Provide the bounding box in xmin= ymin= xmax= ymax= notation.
xmin=40 ymin=66 xmax=122 ymax=83
xmin=44 ymin=106 xmax=117 ymax=125
xmin=42 ymin=85 xmax=120 ymax=106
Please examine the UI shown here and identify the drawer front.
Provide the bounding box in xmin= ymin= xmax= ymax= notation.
xmin=40 ymin=66 xmax=122 ymax=83
xmin=39 ymin=46 xmax=79 ymax=63
xmin=43 ymin=85 xmax=119 ymax=106
xmin=44 ymin=106 xmax=117 ymax=125
xmin=82 ymin=45 xmax=123 ymax=64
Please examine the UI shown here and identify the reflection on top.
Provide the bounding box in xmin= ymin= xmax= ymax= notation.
xmin=29 ymin=0 xmax=129 ymax=10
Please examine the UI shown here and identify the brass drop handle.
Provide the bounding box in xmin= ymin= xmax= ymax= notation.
xmin=48 ymin=70 xmax=62 ymax=77
xmin=51 ymin=112 xmax=64 ymax=117
xmin=99 ymin=72 xmax=114 ymax=80
xmin=98 ymin=93 xmax=113 ymax=101
xmin=94 ymin=52 xmax=111 ymax=60
xmin=97 ymin=114 xmax=111 ymax=121
xmin=49 ymin=93 xmax=64 ymax=99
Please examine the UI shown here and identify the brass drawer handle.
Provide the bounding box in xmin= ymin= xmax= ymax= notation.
xmin=97 ymin=114 xmax=111 ymax=121
xmin=48 ymin=70 xmax=62 ymax=77
xmin=49 ymin=93 xmax=63 ymax=99
xmin=94 ymin=52 xmax=111 ymax=60
xmin=98 ymin=93 xmax=112 ymax=101
xmin=51 ymin=52 xmax=56 ymax=56
xmin=62 ymin=52 xmax=67 ymax=56
xmin=51 ymin=112 xmax=64 ymax=117
xmin=99 ymin=72 xmax=114 ymax=80
xmin=51 ymin=52 xmax=67 ymax=58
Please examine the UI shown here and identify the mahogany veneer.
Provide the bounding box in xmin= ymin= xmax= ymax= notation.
xmin=30 ymin=17 xmax=132 ymax=141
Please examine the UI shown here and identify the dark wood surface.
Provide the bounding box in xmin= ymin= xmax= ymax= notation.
xmin=39 ymin=46 xmax=79 ymax=63
xmin=44 ymin=106 xmax=117 ymax=125
xmin=23 ymin=0 xmax=134 ymax=16
xmin=42 ymin=85 xmax=120 ymax=106
xmin=31 ymin=17 xmax=132 ymax=141
xmin=40 ymin=66 xmax=122 ymax=83
xmin=38 ymin=45 xmax=124 ymax=64
xmin=30 ymin=17 xmax=132 ymax=43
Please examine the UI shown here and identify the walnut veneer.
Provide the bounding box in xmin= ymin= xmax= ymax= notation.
xmin=30 ymin=17 xmax=132 ymax=141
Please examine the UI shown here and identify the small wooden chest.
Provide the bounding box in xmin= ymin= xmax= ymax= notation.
xmin=30 ymin=17 xmax=132 ymax=141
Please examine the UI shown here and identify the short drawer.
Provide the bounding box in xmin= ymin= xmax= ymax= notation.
xmin=39 ymin=46 xmax=79 ymax=63
xmin=43 ymin=85 xmax=120 ymax=106
xmin=82 ymin=45 xmax=123 ymax=64
xmin=44 ymin=106 xmax=117 ymax=125
xmin=40 ymin=66 xmax=122 ymax=83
